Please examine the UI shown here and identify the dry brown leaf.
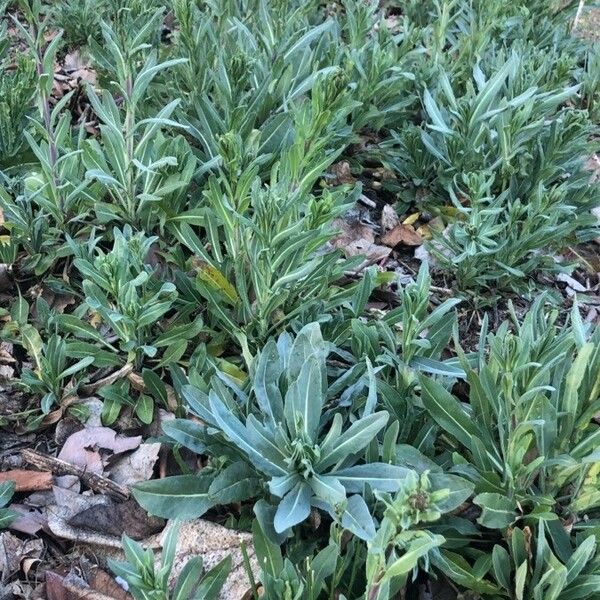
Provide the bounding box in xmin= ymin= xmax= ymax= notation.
xmin=108 ymin=443 xmax=161 ymax=487
xmin=381 ymin=224 xmax=423 ymax=247
xmin=46 ymin=570 xmax=129 ymax=600
xmin=344 ymin=239 xmax=391 ymax=262
xmin=49 ymin=487 xmax=163 ymax=543
xmin=0 ymin=532 xmax=43 ymax=582
xmin=331 ymin=215 xmax=375 ymax=246
xmin=58 ymin=427 xmax=142 ymax=475
xmin=329 ymin=161 xmax=356 ymax=185
xmin=8 ymin=505 xmax=46 ymax=536
xmin=85 ymin=566 xmax=132 ymax=600
xmin=47 ymin=491 xmax=256 ymax=600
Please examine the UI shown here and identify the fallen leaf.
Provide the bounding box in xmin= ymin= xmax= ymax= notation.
xmin=557 ymin=272 xmax=588 ymax=292
xmin=0 ymin=532 xmax=43 ymax=582
xmin=50 ymin=487 xmax=163 ymax=542
xmin=381 ymin=224 xmax=423 ymax=247
xmin=331 ymin=213 xmax=389 ymax=265
xmin=58 ymin=428 xmax=142 ymax=475
xmin=46 ymin=570 xmax=128 ymax=600
xmin=8 ymin=505 xmax=46 ymax=536
xmin=332 ymin=215 xmax=375 ymax=246
xmin=108 ymin=444 xmax=160 ymax=487
xmin=344 ymin=239 xmax=391 ymax=262
xmin=84 ymin=565 xmax=131 ymax=600
xmin=329 ymin=161 xmax=356 ymax=185
xmin=402 ymin=212 xmax=420 ymax=226
xmin=381 ymin=204 xmax=399 ymax=233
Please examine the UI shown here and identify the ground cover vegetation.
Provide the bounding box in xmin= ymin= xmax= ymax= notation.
xmin=1 ymin=0 xmax=600 ymax=598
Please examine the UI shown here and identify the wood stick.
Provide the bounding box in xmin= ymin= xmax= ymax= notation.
xmin=21 ymin=449 xmax=129 ymax=500
xmin=0 ymin=469 xmax=53 ymax=492
xmin=572 ymin=0 xmax=587 ymax=31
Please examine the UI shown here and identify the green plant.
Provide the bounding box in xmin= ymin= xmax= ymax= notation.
xmin=171 ymin=71 xmax=373 ymax=353
xmin=173 ymin=173 xmax=363 ymax=356
xmin=365 ymin=471 xmax=467 ymax=599
xmin=581 ymin=43 xmax=600 ymax=122
xmin=383 ymin=13 xmax=598 ymax=294
xmin=171 ymin=0 xmax=339 ymax=177
xmin=50 ymin=0 xmax=107 ymax=48
xmin=109 ymin=521 xmax=231 ymax=600
xmin=0 ymin=52 xmax=36 ymax=166
xmin=252 ymin=517 xmax=339 ymax=600
xmin=1 ymin=0 xmax=97 ymax=276
xmin=434 ymin=522 xmax=600 ymax=599
xmin=85 ymin=14 xmax=194 ymax=228
xmin=427 ymin=170 xmax=597 ymax=294
xmin=17 ymin=333 xmax=93 ymax=419
xmin=0 ymin=296 xmax=93 ymax=427
xmin=71 ymin=226 xmax=178 ymax=365
xmin=0 ymin=481 xmax=17 ymax=529
xmin=344 ymin=264 xmax=462 ymax=386
xmin=134 ymin=323 xmax=407 ymax=540
xmin=421 ymin=298 xmax=600 ymax=520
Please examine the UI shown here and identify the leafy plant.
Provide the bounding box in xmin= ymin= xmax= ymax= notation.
xmin=252 ymin=516 xmax=339 ymax=600
xmin=109 ymin=521 xmax=231 ymax=600
xmin=427 ymin=170 xmax=597 ymax=293
xmin=344 ymin=264 xmax=462 ymax=388
xmin=171 ymin=74 xmax=370 ymax=354
xmin=365 ymin=471 xmax=467 ymax=599
xmin=0 ymin=52 xmax=36 ymax=166
xmin=384 ymin=15 xmax=599 ymax=294
xmin=0 ymin=481 xmax=17 ymax=529
xmin=421 ymin=298 xmax=600 ymax=520
xmin=50 ymin=0 xmax=107 ymax=48
xmin=581 ymin=43 xmax=600 ymax=122
xmin=85 ymin=13 xmax=194 ymax=228
xmin=17 ymin=333 xmax=94 ymax=420
xmin=434 ymin=522 xmax=600 ymax=599
xmin=72 ymin=226 xmax=178 ymax=365
xmin=134 ymin=323 xmax=408 ymax=540
xmin=1 ymin=0 xmax=97 ymax=276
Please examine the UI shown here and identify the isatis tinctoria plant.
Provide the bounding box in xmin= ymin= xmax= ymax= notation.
xmin=421 ymin=298 xmax=600 ymax=524
xmin=134 ymin=323 xmax=409 ymax=541
xmin=109 ymin=521 xmax=230 ymax=600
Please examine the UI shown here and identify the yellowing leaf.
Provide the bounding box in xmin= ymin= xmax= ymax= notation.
xmin=195 ymin=261 xmax=239 ymax=306
xmin=89 ymin=312 xmax=103 ymax=327
xmin=417 ymin=225 xmax=433 ymax=240
xmin=215 ymin=358 xmax=248 ymax=386
xmin=402 ymin=212 xmax=420 ymax=226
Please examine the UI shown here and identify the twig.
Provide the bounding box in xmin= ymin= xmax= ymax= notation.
xmin=0 ymin=469 xmax=53 ymax=491
xmin=21 ymin=449 xmax=129 ymax=500
xmin=572 ymin=0 xmax=587 ymax=31
xmin=358 ymin=193 xmax=377 ymax=208
xmin=80 ymin=363 xmax=133 ymax=395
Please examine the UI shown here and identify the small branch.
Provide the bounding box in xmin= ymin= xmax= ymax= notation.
xmin=0 ymin=469 xmax=53 ymax=492
xmin=80 ymin=363 xmax=133 ymax=395
xmin=21 ymin=449 xmax=129 ymax=500
xmin=572 ymin=0 xmax=587 ymax=31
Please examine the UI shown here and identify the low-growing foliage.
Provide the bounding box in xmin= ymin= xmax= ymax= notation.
xmin=109 ymin=521 xmax=231 ymax=600
xmin=421 ymin=298 xmax=600 ymax=519
xmin=1 ymin=0 xmax=600 ymax=597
